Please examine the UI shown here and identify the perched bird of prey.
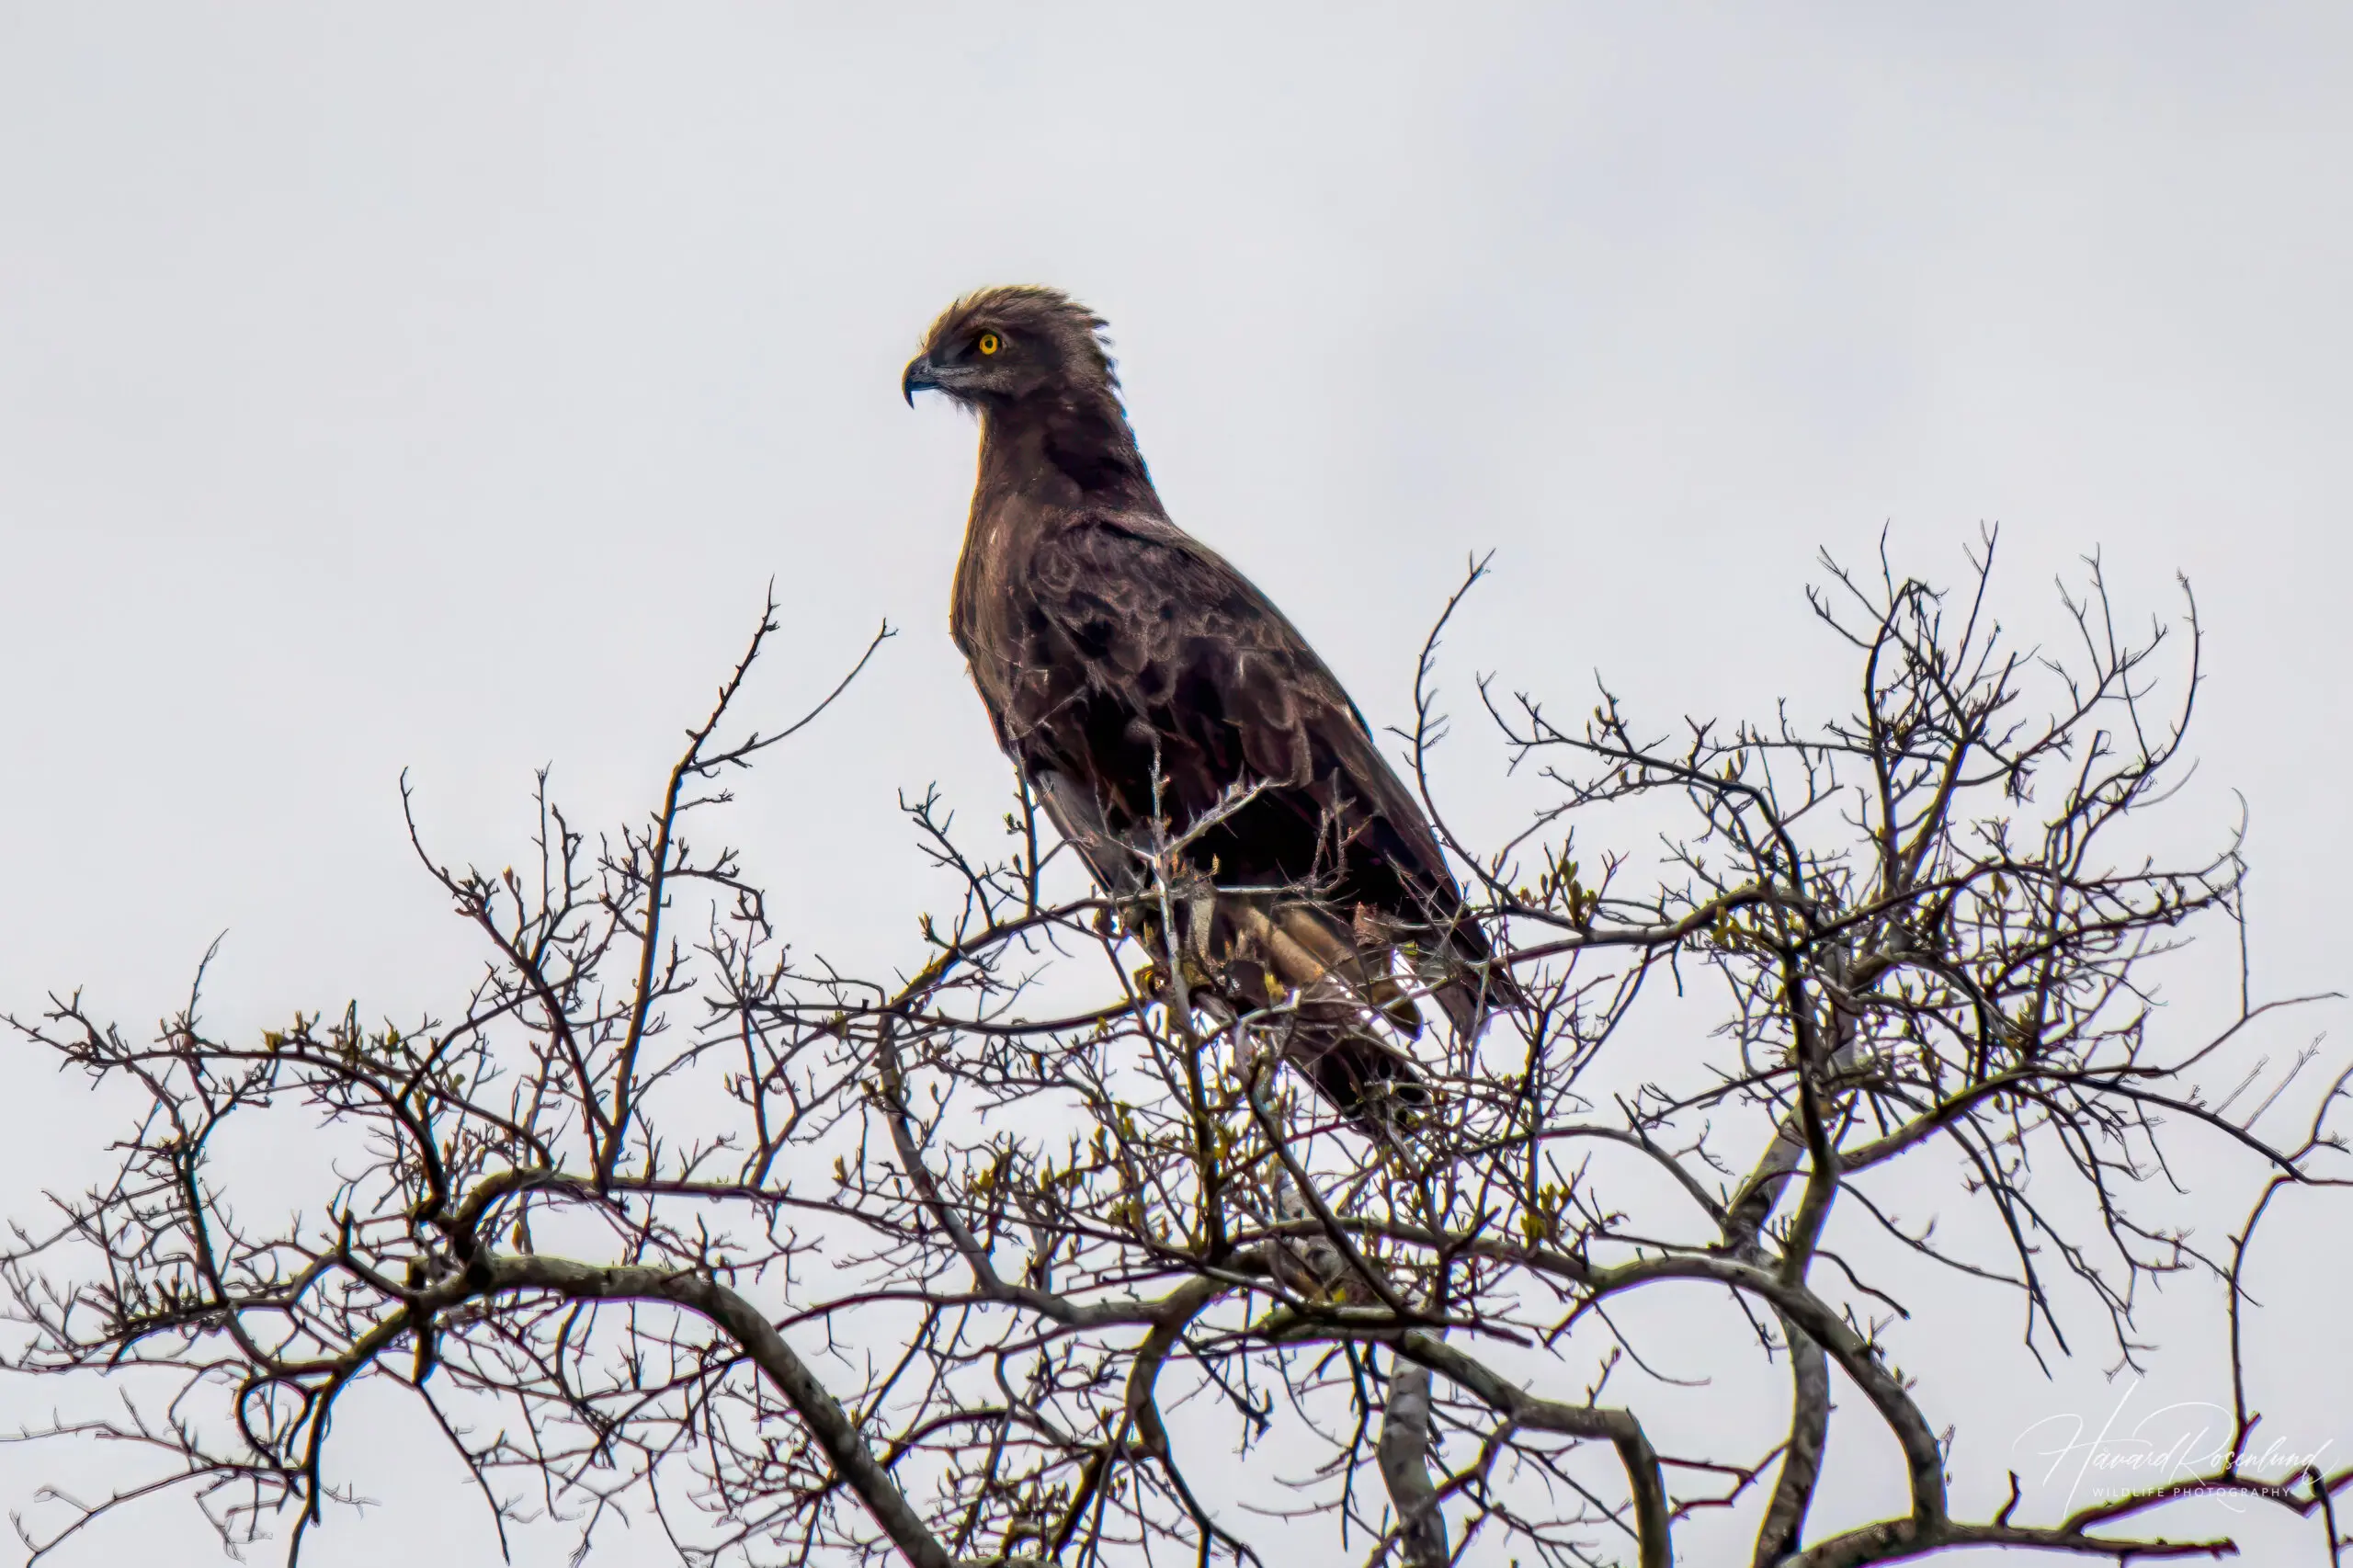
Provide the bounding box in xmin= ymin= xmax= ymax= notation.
xmin=903 ymin=287 xmax=1512 ymax=1125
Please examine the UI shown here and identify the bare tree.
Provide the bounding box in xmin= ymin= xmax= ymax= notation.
xmin=5 ymin=535 xmax=2346 ymax=1567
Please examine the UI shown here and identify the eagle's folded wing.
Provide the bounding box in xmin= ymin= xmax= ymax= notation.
xmin=1013 ymin=513 xmax=1513 ymax=1035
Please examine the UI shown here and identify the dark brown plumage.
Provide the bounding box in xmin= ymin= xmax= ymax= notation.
xmin=904 ymin=286 xmax=1511 ymax=1125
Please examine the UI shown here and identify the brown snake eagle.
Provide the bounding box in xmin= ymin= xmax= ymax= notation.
xmin=903 ymin=286 xmax=1514 ymax=1126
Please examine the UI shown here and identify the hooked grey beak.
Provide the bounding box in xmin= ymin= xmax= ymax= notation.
xmin=902 ymin=354 xmax=939 ymax=407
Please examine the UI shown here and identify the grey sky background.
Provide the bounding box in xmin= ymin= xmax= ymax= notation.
xmin=2 ymin=6 xmax=2347 ymax=1563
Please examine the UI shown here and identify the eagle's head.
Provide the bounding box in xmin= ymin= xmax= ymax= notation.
xmin=903 ymin=287 xmax=1120 ymax=410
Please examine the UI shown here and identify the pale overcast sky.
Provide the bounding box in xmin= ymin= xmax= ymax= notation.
xmin=1 ymin=6 xmax=2347 ymax=1564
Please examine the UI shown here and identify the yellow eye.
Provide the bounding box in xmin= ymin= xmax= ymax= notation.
xmin=977 ymin=332 xmax=1001 ymax=356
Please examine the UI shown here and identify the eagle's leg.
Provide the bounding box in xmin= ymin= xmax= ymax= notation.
xmin=1117 ymin=869 xmax=1236 ymax=1015
xmin=1281 ymin=904 xmax=1424 ymax=1036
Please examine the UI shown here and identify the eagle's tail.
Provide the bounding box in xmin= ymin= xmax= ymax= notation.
xmin=1281 ymin=994 xmax=1429 ymax=1126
